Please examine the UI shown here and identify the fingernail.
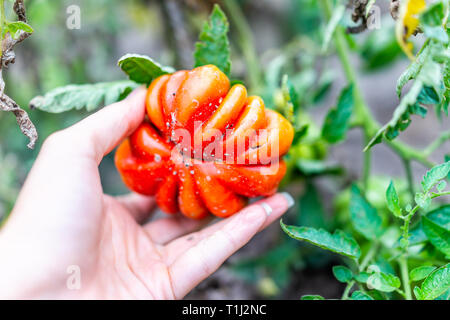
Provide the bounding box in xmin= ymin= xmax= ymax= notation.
xmin=280 ymin=192 xmax=295 ymax=209
xmin=260 ymin=202 xmax=273 ymax=216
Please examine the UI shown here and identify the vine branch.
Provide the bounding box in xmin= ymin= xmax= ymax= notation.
xmin=0 ymin=0 xmax=37 ymax=149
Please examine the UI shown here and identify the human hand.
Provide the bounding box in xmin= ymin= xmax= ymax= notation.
xmin=0 ymin=87 xmax=294 ymax=299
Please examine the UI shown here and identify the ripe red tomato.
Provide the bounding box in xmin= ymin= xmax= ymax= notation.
xmin=115 ymin=65 xmax=293 ymax=219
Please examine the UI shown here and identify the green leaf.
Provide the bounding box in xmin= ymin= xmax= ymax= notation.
xmin=427 ymin=205 xmax=450 ymax=230
xmin=365 ymin=81 xmax=424 ymax=150
xmin=322 ymin=84 xmax=354 ymax=143
xmin=420 ymin=1 xmax=448 ymax=43
xmin=417 ymin=263 xmax=450 ymax=300
xmin=280 ymin=221 xmax=361 ymax=260
xmin=118 ymin=54 xmax=175 ymax=85
xmin=447 ymin=155 xmax=450 ymax=178
xmin=360 ymin=22 xmax=402 ymax=71
xmin=29 ymin=81 xmax=139 ymax=113
xmin=415 ymin=192 xmax=432 ymax=210
xmin=420 ymin=1 xmax=445 ymax=26
xmin=396 ymin=44 xmax=431 ymax=97
xmin=296 ymin=159 xmax=343 ymax=176
xmin=298 ymin=182 xmax=326 ymax=228
xmin=350 ymin=291 xmax=374 ymax=300
xmin=301 ymin=295 xmax=325 ymax=300
xmin=354 ymin=272 xmax=371 ymax=283
xmin=422 ymin=216 xmax=450 ymax=256
xmin=436 ymin=289 xmax=450 ymax=300
xmin=386 ymin=181 xmax=402 ymax=217
xmin=350 ymin=184 xmax=383 ymax=239
xmin=281 ymin=74 xmax=300 ymax=118
xmin=194 ymin=4 xmax=231 ymax=76
xmin=410 ymin=266 xmax=437 ymax=282
xmin=6 ymin=21 xmax=34 ymax=40
xmin=421 ymin=161 xmax=450 ymax=193
xmin=367 ymin=271 xmax=401 ymax=293
xmin=414 ymin=286 xmax=423 ymax=299
xmin=437 ymin=181 xmax=447 ymax=192
xmin=292 ymin=124 xmax=309 ymax=145
xmin=332 ymin=266 xmax=353 ymax=283
xmin=322 ymin=4 xmax=345 ymax=52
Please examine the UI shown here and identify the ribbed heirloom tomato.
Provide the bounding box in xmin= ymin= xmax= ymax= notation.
xmin=115 ymin=65 xmax=294 ymax=219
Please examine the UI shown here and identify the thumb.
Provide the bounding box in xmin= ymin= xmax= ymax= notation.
xmin=63 ymin=86 xmax=147 ymax=163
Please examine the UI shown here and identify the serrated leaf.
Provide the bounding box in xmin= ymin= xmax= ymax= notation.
xmin=386 ymin=181 xmax=402 ymax=217
xmin=365 ymin=80 xmax=423 ymax=150
xmin=332 ymin=266 xmax=353 ymax=283
xmin=118 ymin=54 xmax=174 ymax=84
xmin=350 ymin=184 xmax=383 ymax=239
xmin=427 ymin=205 xmax=450 ymax=230
xmin=415 ymin=192 xmax=431 ymax=209
xmin=422 ymin=216 xmax=450 ymax=256
xmin=29 ymin=81 xmax=139 ymax=113
xmin=350 ymin=291 xmax=374 ymax=300
xmin=421 ymin=161 xmax=450 ymax=193
xmin=298 ymin=182 xmax=326 ymax=228
xmin=280 ymin=221 xmax=361 ymax=260
xmin=367 ymin=271 xmax=401 ymax=292
xmin=417 ymin=263 xmax=450 ymax=300
xmin=420 ymin=1 xmax=448 ymax=43
xmin=194 ymin=4 xmax=231 ymax=76
xmin=301 ymin=295 xmax=325 ymax=300
xmin=437 ymin=181 xmax=447 ymax=192
xmin=410 ymin=266 xmax=437 ymax=282
xmin=322 ymin=84 xmax=354 ymax=143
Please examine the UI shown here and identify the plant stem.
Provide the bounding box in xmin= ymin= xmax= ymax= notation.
xmin=223 ymin=0 xmax=262 ymax=92
xmin=341 ymin=280 xmax=355 ymax=300
xmin=423 ymin=130 xmax=450 ymax=157
xmin=0 ymin=0 xmax=5 ymax=56
xmin=399 ymin=257 xmax=412 ymax=300
xmin=342 ymin=242 xmax=379 ymax=300
xmin=363 ymin=134 xmax=371 ymax=192
xmin=360 ymin=242 xmax=380 ymax=271
xmin=432 ymin=191 xmax=450 ymax=198
xmin=398 ymin=191 xmax=450 ymax=300
xmin=403 ymin=158 xmax=415 ymax=201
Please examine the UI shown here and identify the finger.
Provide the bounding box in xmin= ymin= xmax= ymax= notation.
xmin=144 ymin=215 xmax=213 ymax=245
xmin=164 ymin=193 xmax=293 ymax=261
xmin=63 ymin=86 xmax=147 ymax=164
xmin=115 ymin=193 xmax=156 ymax=223
xmin=167 ymin=192 xmax=294 ymax=299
